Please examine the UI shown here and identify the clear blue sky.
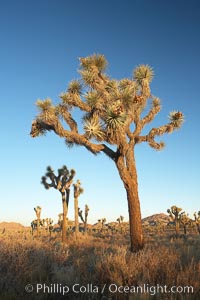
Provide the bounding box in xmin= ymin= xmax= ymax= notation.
xmin=0 ymin=0 xmax=199 ymax=226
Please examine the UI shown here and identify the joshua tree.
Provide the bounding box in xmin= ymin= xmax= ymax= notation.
xmin=45 ymin=218 xmax=54 ymax=236
xmin=97 ymin=218 xmax=106 ymax=231
xmin=30 ymin=54 xmax=184 ymax=252
xmin=117 ymin=215 xmax=125 ymax=233
xmin=78 ymin=204 xmax=89 ymax=232
xmin=34 ymin=206 xmax=42 ymax=237
xmin=41 ymin=165 xmax=75 ymax=243
xmin=179 ymin=213 xmax=191 ymax=235
xmin=117 ymin=215 xmax=124 ymax=224
xmin=194 ymin=211 xmax=200 ymax=234
xmin=167 ymin=206 xmax=183 ymax=235
xmin=73 ymin=180 xmax=84 ymax=236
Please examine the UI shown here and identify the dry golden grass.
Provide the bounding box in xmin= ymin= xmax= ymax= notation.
xmin=0 ymin=230 xmax=199 ymax=300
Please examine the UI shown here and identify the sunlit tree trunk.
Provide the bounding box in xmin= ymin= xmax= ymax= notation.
xmin=116 ymin=148 xmax=144 ymax=252
xmin=62 ymin=190 xmax=69 ymax=243
xmin=126 ymin=183 xmax=144 ymax=251
xmin=175 ymin=221 xmax=180 ymax=235
xmin=74 ymin=195 xmax=79 ymax=236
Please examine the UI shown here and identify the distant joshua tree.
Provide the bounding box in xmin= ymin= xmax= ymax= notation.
xmin=41 ymin=165 xmax=75 ymax=243
xmin=34 ymin=206 xmax=42 ymax=237
xmin=117 ymin=215 xmax=124 ymax=224
xmin=30 ymin=54 xmax=184 ymax=252
xmin=45 ymin=218 xmax=54 ymax=236
xmin=180 ymin=213 xmax=191 ymax=235
xmin=117 ymin=215 xmax=125 ymax=233
xmin=167 ymin=206 xmax=184 ymax=235
xmin=97 ymin=218 xmax=106 ymax=231
xmin=78 ymin=204 xmax=90 ymax=232
xmin=73 ymin=180 xmax=84 ymax=236
xmin=194 ymin=211 xmax=200 ymax=234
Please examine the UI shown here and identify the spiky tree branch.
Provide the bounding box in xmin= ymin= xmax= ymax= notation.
xmin=31 ymin=55 xmax=184 ymax=157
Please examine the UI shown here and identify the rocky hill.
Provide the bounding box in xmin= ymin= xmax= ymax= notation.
xmin=142 ymin=213 xmax=170 ymax=225
xmin=0 ymin=222 xmax=25 ymax=231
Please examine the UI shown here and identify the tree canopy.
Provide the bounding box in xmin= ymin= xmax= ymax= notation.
xmin=31 ymin=54 xmax=184 ymax=160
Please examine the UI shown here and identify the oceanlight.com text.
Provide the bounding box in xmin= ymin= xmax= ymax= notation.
xmin=25 ymin=283 xmax=194 ymax=296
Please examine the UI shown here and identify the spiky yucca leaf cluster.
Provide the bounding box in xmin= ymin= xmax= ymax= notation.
xmin=152 ymin=97 xmax=161 ymax=107
xmin=41 ymin=176 xmax=49 ymax=189
xmin=57 ymin=166 xmax=75 ymax=180
xmin=79 ymin=69 xmax=96 ymax=86
xmin=46 ymin=166 xmax=54 ymax=174
xmin=34 ymin=206 xmax=42 ymax=212
xmin=85 ymin=91 xmax=99 ymax=109
xmin=105 ymin=109 xmax=126 ymax=130
xmin=168 ymin=111 xmax=184 ymax=128
xmin=119 ymin=78 xmax=133 ymax=90
xmin=67 ymin=80 xmax=82 ymax=94
xmin=74 ymin=179 xmax=84 ymax=197
xmin=57 ymin=165 xmax=69 ymax=177
xmin=119 ymin=80 xmax=139 ymax=107
xmin=36 ymin=98 xmax=55 ymax=122
xmin=105 ymin=80 xmax=118 ymax=93
xmin=134 ymin=65 xmax=154 ymax=84
xmin=83 ymin=116 xmax=104 ymax=140
xmin=79 ymin=54 xmax=107 ymax=72
xmin=36 ymin=98 xmax=52 ymax=112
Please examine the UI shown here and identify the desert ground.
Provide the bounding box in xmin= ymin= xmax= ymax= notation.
xmin=0 ymin=215 xmax=199 ymax=300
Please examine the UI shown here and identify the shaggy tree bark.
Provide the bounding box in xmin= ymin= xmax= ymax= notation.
xmin=115 ymin=148 xmax=143 ymax=251
xmin=61 ymin=190 xmax=70 ymax=243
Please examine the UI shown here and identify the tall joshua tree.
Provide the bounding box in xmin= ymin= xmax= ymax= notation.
xmin=34 ymin=206 xmax=42 ymax=237
xmin=30 ymin=54 xmax=184 ymax=252
xmin=73 ymin=180 xmax=84 ymax=236
xmin=41 ymin=165 xmax=75 ymax=243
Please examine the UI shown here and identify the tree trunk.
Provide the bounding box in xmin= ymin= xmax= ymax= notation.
xmin=74 ymin=196 xmax=79 ymax=236
xmin=115 ymin=148 xmax=144 ymax=252
xmin=175 ymin=221 xmax=180 ymax=236
xmin=84 ymin=221 xmax=87 ymax=233
xmin=62 ymin=192 xmax=68 ymax=243
xmin=84 ymin=205 xmax=89 ymax=233
xmin=36 ymin=218 xmax=39 ymax=237
xmin=197 ymin=223 xmax=200 ymax=235
xmin=126 ymin=183 xmax=144 ymax=252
